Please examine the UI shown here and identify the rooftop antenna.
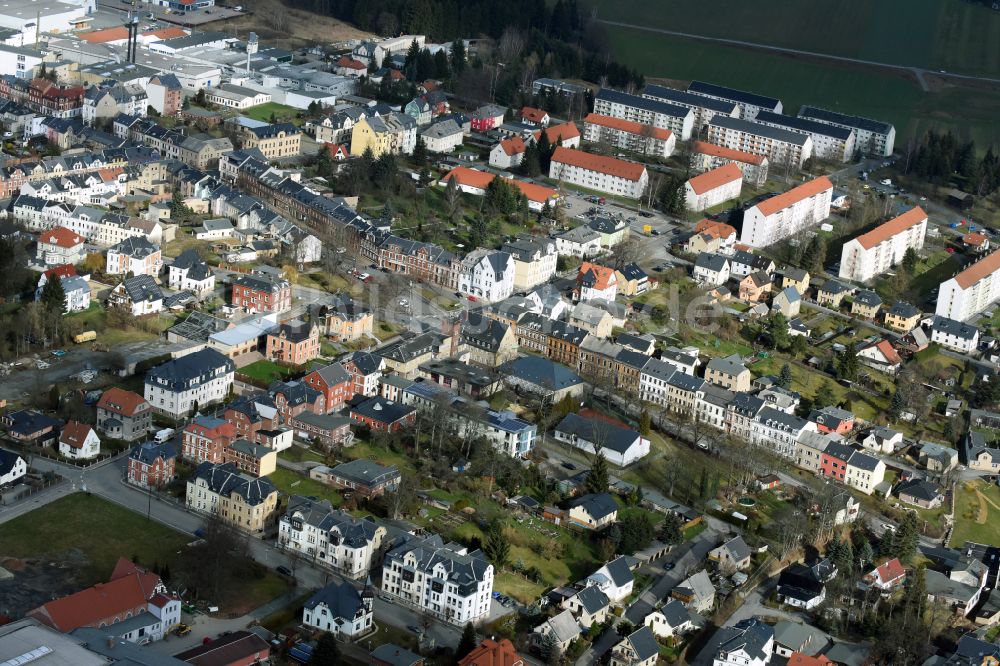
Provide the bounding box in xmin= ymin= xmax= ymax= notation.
xmin=246 ymin=31 xmax=257 ymax=75
xmin=34 ymin=12 xmax=40 ymax=48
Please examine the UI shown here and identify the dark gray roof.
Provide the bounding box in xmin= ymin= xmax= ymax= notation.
xmin=888 ymin=301 xmax=920 ymax=318
xmin=575 ymin=584 xmax=610 ymax=614
xmin=370 ymin=644 xmax=423 ymax=666
xmin=303 ymin=581 xmax=365 ymax=619
xmin=932 ymin=315 xmax=979 ymax=341
xmin=191 ymin=461 xmax=276 ymax=505
xmin=715 ymin=618 xmax=774 ymax=662
xmin=330 ymin=458 xmax=400 ymax=488
xmin=755 ymin=110 xmax=854 ymax=140
xmin=567 ymin=492 xmax=618 ymax=521
xmin=695 ymin=252 xmax=729 ymax=272
xmin=0 ymin=448 xmax=24 ymax=477
xmin=500 ymin=356 xmax=584 ymax=391
xmin=596 ymin=88 xmax=691 ymax=120
xmin=689 ymin=81 xmax=781 ymax=111
xmin=603 ymin=556 xmax=633 ymax=587
xmin=121 ymin=274 xmax=163 ymax=304
xmin=643 ymin=84 xmax=737 ymax=113
xmin=896 ymin=478 xmax=943 ymax=503
xmin=756 ymin=407 xmax=809 ymax=432
xmin=658 ymin=599 xmax=692 ymax=627
xmin=145 ymin=348 xmax=234 ymax=391
xmin=129 ymin=440 xmax=178 ymax=465
xmin=707 ymin=354 xmax=746 ymax=377
xmin=798 ymin=105 xmax=893 ymax=134
xmin=624 ymin=626 xmax=660 ymax=662
xmin=854 ymin=289 xmax=882 ymax=307
xmin=350 ymin=396 xmax=416 ymax=425
xmin=710 ymin=115 xmax=809 ymax=146
xmin=384 ymin=533 xmax=491 ymax=593
xmin=717 ymin=535 xmax=752 ymax=562
xmin=666 ymin=370 xmax=706 ymax=392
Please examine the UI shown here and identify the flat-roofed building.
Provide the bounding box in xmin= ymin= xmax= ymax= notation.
xmin=798 ymin=105 xmax=895 ymax=157
xmin=707 ymin=116 xmax=812 ymax=168
xmin=593 ymin=88 xmax=695 ymax=140
xmin=754 ymin=111 xmax=856 ymax=162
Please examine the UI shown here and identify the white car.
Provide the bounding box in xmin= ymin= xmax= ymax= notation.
xmin=398 ymin=299 xmax=409 ymax=307
xmin=36 ymin=360 xmax=50 ymax=369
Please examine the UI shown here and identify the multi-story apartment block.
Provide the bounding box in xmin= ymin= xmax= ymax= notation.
xmin=707 ymin=116 xmax=812 ymax=168
xmin=242 ymin=123 xmax=302 ymax=160
xmin=458 ymin=249 xmax=515 ymax=303
xmin=684 ymin=162 xmax=743 ymax=212
xmin=839 ymin=207 xmax=927 ymax=283
xmin=96 ymin=387 xmax=152 ymax=441
xmin=279 ymin=495 xmax=386 ymax=578
xmin=740 ymin=176 xmax=833 ymax=247
xmin=549 ymin=147 xmax=648 ymax=200
xmin=231 ymin=272 xmax=292 ymax=313
xmin=753 ymin=111 xmax=856 ymax=162
xmin=349 ymin=113 xmax=417 ymax=157
xmin=936 ymin=248 xmax=1000 ymax=321
xmin=593 ymin=89 xmax=695 ymax=140
xmin=127 ymin=441 xmax=177 ymax=489
xmin=186 ymin=461 xmax=279 ymax=534
xmin=798 ymin=105 xmax=895 ymax=157
xmin=381 ymin=534 xmax=494 ymax=626
xmin=181 ymin=415 xmax=236 ymax=464
xmin=687 ymin=80 xmax=782 ymax=120
xmin=501 ymin=235 xmax=557 ymax=290
xmin=105 ymin=237 xmax=162 ymax=277
xmin=265 ymin=320 xmax=321 ymax=366
xmin=581 ymin=113 xmax=676 ymax=159
xmin=144 ymin=348 xmax=235 ymax=418
xmin=690 ymin=141 xmax=769 ymax=187
xmin=642 ymin=84 xmax=739 ymax=129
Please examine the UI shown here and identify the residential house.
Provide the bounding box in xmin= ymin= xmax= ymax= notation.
xmin=106 ymin=237 xmax=161 ymax=276
xmin=126 ymin=440 xmax=177 ymax=489
xmin=857 ymin=338 xmax=902 ymax=375
xmin=616 ymin=263 xmax=650 ymax=297
xmin=772 ymin=287 xmax=801 ymax=318
xmin=919 ymin=441 xmax=959 ymax=473
xmin=644 ymin=600 xmax=695 ymax=639
xmin=0 ymin=448 xmax=27 ymax=486
xmin=459 ymin=249 xmax=515 ymax=303
xmin=303 ymin=362 xmax=354 ymax=414
xmin=185 ymin=461 xmax=279 ymax=534
xmin=930 ymin=315 xmax=980 ymax=353
xmin=313 ymin=459 xmax=400 ymax=497
xmin=816 ymin=280 xmax=852 ymax=308
xmin=687 ymin=219 xmax=738 ymax=256
xmin=1 ymin=410 xmax=61 ymax=447
xmin=896 ymin=478 xmax=945 ymax=509
xmin=705 ymin=354 xmax=751 ymax=392
xmin=107 ymin=274 xmax=163 ymax=316
xmin=694 ymin=253 xmax=731 ymax=286
xmin=609 ymin=626 xmax=659 ymax=666
xmin=562 ymin=585 xmax=611 ymax=628
xmin=554 ymin=413 xmax=650 ymax=466
xmin=231 ymin=272 xmax=292 ymax=313
xmin=861 ymin=426 xmax=903 ymax=454
xmin=776 ymin=564 xmax=827 ymax=610
xmin=566 ymin=492 xmax=619 ymax=530
xmin=58 ymin=421 xmax=100 ymax=459
xmin=861 ymin=558 xmax=906 ymax=591
xmin=167 ymin=249 xmax=214 ymax=296
xmin=740 ymin=271 xmax=772 ymax=302
xmin=96 ymin=387 xmax=151 ymax=441
xmin=35 ymin=226 xmax=85 ymax=266
xmin=502 ymin=235 xmax=558 ymax=291
xmin=585 ymin=556 xmax=635 ymax=604
xmin=265 ymin=320 xmax=321 ymax=366
xmin=962 ymin=431 xmax=1000 ymax=473
xmin=311 ymin=295 xmax=373 ymax=342
xmin=301 ymin=582 xmax=373 ymax=638
xmin=575 ymin=262 xmax=618 ymax=302
xmin=278 ymin=495 xmax=386 ymax=578
xmin=672 ymin=570 xmax=716 ymax=613
xmin=458 ymin=639 xmax=524 ymax=666
xmin=532 ymin=609 xmax=581 ymax=655
xmin=144 ymin=348 xmax=235 ymax=418
xmin=181 ymin=415 xmax=235 ymax=464
xmin=884 ymin=301 xmax=921 ymax=332
xmin=713 ymin=618 xmax=774 ymax=666
xmin=709 ymin=536 xmax=752 ymax=571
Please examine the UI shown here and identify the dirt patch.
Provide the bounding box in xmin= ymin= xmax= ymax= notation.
xmin=213 ymin=0 xmax=370 ymax=49
xmin=0 ymin=550 xmax=90 ymax=618
xmin=974 ymin=487 xmax=989 ymax=524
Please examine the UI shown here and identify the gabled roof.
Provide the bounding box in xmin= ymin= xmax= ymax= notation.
xmin=574 ymin=584 xmax=610 ymax=614
xmin=457 ymin=638 xmax=523 ymax=666
xmin=59 ymin=420 xmax=95 ymax=449
xmin=552 ymin=147 xmax=645 ymax=181
xmin=690 ymin=140 xmax=766 ymax=165
xmin=577 ymin=261 xmax=616 ymax=290
xmin=621 ymin=626 xmax=659 ymax=662
xmin=303 ymin=581 xmax=365 ymax=619
xmin=687 ymin=162 xmax=742 ymax=195
xmin=853 ymin=207 xmax=927 ymax=250
xmin=556 ymin=413 xmax=640 ymax=454
xmin=754 ymin=176 xmax=832 ymax=217
xmin=39 ymin=226 xmax=83 ymax=248
xmin=952 ymin=248 xmax=1000 ymax=289
xmin=567 ymin=492 xmax=618 ymax=521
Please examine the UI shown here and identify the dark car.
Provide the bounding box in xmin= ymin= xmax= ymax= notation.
xmin=561 ymin=461 xmax=577 ymax=470
xmin=664 ymin=562 xmax=675 ymax=571
xmin=640 ymin=211 xmax=654 ymax=218
xmin=407 ymin=625 xmax=422 ymax=634
xmin=276 ymin=565 xmax=292 ymax=576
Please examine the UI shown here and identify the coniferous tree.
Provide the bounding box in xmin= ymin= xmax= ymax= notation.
xmin=585 ymin=452 xmax=609 ymax=494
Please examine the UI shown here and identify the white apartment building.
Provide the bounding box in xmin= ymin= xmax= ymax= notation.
xmin=713 ymin=619 xmax=774 ymax=666
xmin=642 ymin=84 xmax=738 ymax=129
xmin=35 ymin=226 xmax=85 ymax=266
xmin=0 ymin=45 xmax=43 ymax=80
xmin=278 ymin=495 xmax=386 ymax=579
xmin=739 ymin=176 xmax=833 ymax=247
xmin=168 ymin=249 xmax=215 ymax=296
xmin=749 ymin=408 xmax=817 ymax=460
xmin=501 ymin=236 xmax=557 ymax=290
xmin=688 ymin=80 xmax=783 ymax=120
xmin=798 ymin=105 xmax=896 ymax=157
xmin=754 ymin=111 xmax=856 ymax=162
xmin=581 ymin=113 xmax=675 ymax=159
xmin=930 ymin=315 xmax=981 ymax=353
xmin=839 ymin=207 xmax=927 ymax=282
xmin=684 ymin=162 xmax=743 ymax=212
xmin=707 ymin=116 xmax=812 ymax=168
xmin=593 ymin=88 xmax=695 ymax=141
xmin=106 ymin=237 xmax=162 ymax=276
xmin=458 ymin=249 xmax=515 ymax=303
xmin=381 ymin=534 xmax=494 ymax=626
xmin=690 ymin=141 xmax=770 ymax=187
xmin=144 ymin=348 xmax=235 ymax=418
xmin=936 ymin=249 xmax=1000 ymax=321
xmin=302 ymin=582 xmax=373 ymax=638
xmin=549 ymin=147 xmax=648 ymax=200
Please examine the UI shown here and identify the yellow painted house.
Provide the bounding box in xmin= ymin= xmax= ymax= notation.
xmin=349 ymin=113 xmax=417 ymax=158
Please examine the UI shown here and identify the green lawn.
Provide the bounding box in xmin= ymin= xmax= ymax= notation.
xmin=0 ymin=493 xmax=190 ymax=587
xmin=341 ymin=440 xmax=415 ymax=473
xmin=951 ymin=479 xmax=1000 ymax=547
xmin=65 ymin=303 xmax=172 ymax=346
xmin=240 ymin=102 xmax=302 ymax=125
xmin=278 ymin=445 xmax=326 ymax=464
xmin=268 ymin=467 xmax=343 ymax=508
xmin=600 ymin=23 xmax=1000 ymax=148
xmin=494 ymin=571 xmax=546 ymax=604
xmin=586 ymin=0 xmax=1000 ymax=77
xmin=238 ymin=359 xmax=299 ymax=385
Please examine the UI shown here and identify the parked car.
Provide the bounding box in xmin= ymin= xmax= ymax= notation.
xmin=276 ymin=565 xmax=292 ymax=576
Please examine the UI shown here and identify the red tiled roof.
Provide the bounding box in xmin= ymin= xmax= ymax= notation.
xmin=521 ymin=106 xmax=548 ymax=123
xmin=690 ymin=140 xmax=766 ymax=166
xmin=59 ymin=420 xmax=94 ymax=449
xmin=954 ymin=248 xmax=1000 ymax=289
xmin=498 ymin=135 xmax=526 ymax=157
xmin=29 ymin=562 xmax=163 ymax=632
xmin=43 ymin=264 xmax=77 ymax=279
xmin=583 ymin=113 xmax=671 ymax=141
xmin=98 ymin=167 xmax=124 ymax=182
xmin=754 ymin=176 xmax=832 ymax=217
xmin=39 ymin=226 xmax=83 ymax=249
xmin=964 ymin=232 xmax=988 ymax=247
xmin=324 ymin=142 xmax=349 ymax=158
xmin=536 ymin=122 xmax=580 ymax=145
xmin=335 ymin=56 xmax=366 ymax=70
xmin=552 ymin=147 xmax=645 ymax=182
xmin=687 ymin=162 xmax=742 ymax=196
xmin=577 ymin=261 xmax=616 ymax=290
xmin=79 ymin=26 xmax=129 ymax=43
xmin=853 ymin=206 xmax=927 ymax=250
xmin=458 ymin=639 xmax=524 ymax=666
xmin=789 ymin=653 xmax=833 ymax=666
xmin=874 ymin=339 xmax=902 ymax=366
xmin=96 ymin=387 xmax=149 ymax=417
xmin=874 ymin=558 xmax=905 ymax=583
xmin=443 ymin=167 xmax=557 ymax=204
xmin=694 ymin=219 xmax=737 ymax=240
xmin=141 ymin=26 xmax=186 ymax=39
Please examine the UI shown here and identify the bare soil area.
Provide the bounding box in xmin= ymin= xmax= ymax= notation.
xmin=0 ymin=551 xmax=91 ymax=618
xmin=214 ymin=0 xmax=370 ymax=49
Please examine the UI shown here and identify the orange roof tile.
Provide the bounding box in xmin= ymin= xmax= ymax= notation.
xmin=551 ymin=147 xmax=645 ymax=182
xmin=954 ymin=248 xmax=1000 ymax=289
xmin=39 ymin=226 xmax=83 ymax=249
xmin=443 ymin=167 xmax=557 ymax=204
xmin=691 ymin=140 xmax=766 ymax=166
xmin=458 ymin=639 xmax=524 ymax=666
xmin=874 ymin=339 xmax=902 ymax=366
xmin=686 ymin=162 xmax=742 ymax=196
xmin=498 ymin=135 xmax=526 ymax=157
xmin=873 ymin=557 xmax=906 ymax=583
xmin=512 ymin=179 xmax=558 ymax=204
xmin=141 ymin=26 xmax=186 ymax=39
xmin=520 ymin=106 xmax=548 ymax=123
xmin=694 ymin=219 xmax=737 ymax=240
xmin=577 ymin=261 xmax=616 ymax=290
xmin=98 ymin=166 xmax=124 ymax=182
xmin=43 ymin=264 xmax=77 ymax=279
xmin=789 ymin=653 xmax=834 ymax=666
xmin=80 ymin=26 xmax=129 ymax=43
xmin=536 ymin=122 xmax=580 ymax=145
xmin=583 ymin=113 xmax=671 ymax=141
xmin=964 ymin=232 xmax=988 ymax=246
xmin=29 ymin=564 xmax=163 ymax=632
xmin=754 ymin=176 xmax=832 ymax=217
xmin=59 ymin=420 xmax=94 ymax=449
xmin=335 ymin=55 xmax=366 ymax=69
xmin=96 ymin=387 xmax=149 ymax=417
xmin=853 ymin=206 xmax=927 ymax=250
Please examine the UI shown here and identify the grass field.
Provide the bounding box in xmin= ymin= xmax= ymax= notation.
xmin=238 ymin=359 xmax=299 ymax=384
xmin=0 ymin=493 xmax=190 ymax=586
xmin=241 ymin=102 xmax=303 ymax=125
xmin=269 ymin=467 xmax=344 ymax=508
xmin=587 ymin=0 xmax=1000 ymax=77
xmin=599 ymin=25 xmax=1000 ymax=148
xmin=951 ymin=479 xmax=1000 ymax=547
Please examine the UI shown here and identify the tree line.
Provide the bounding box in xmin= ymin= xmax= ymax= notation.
xmin=907 ymin=129 xmax=1000 ymax=196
